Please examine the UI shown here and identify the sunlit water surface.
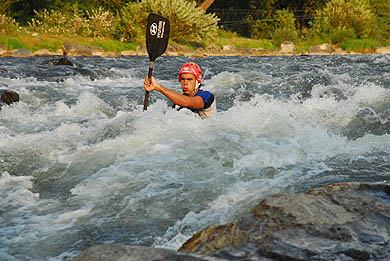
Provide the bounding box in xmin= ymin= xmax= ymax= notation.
xmin=1 ymin=55 xmax=390 ymax=260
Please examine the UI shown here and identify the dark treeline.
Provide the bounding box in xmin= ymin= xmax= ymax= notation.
xmin=2 ymin=0 xmax=329 ymax=29
xmin=2 ymin=0 xmax=131 ymax=23
xmin=208 ymin=0 xmax=327 ymax=35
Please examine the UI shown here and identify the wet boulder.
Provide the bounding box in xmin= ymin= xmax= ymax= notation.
xmin=63 ymin=41 xmax=93 ymax=57
xmin=70 ymin=244 xmax=220 ymax=261
xmin=136 ymin=45 xmax=148 ymax=56
xmin=280 ymin=41 xmax=297 ymax=54
xmin=179 ymin=182 xmax=390 ymax=260
xmin=222 ymin=45 xmax=236 ymax=54
xmin=121 ymin=50 xmax=137 ymax=56
xmin=205 ymin=44 xmax=221 ymax=54
xmin=0 ymin=44 xmax=7 ymax=55
xmin=2 ymin=49 xmax=33 ymax=57
xmin=0 ymin=89 xmax=19 ymax=105
xmin=309 ymin=43 xmax=332 ymax=54
xmin=34 ymin=49 xmax=63 ymax=56
xmin=165 ymin=43 xmax=193 ymax=56
xmin=102 ymin=51 xmax=121 ymax=57
xmin=52 ymin=57 xmax=74 ymax=66
xmin=375 ymin=46 xmax=390 ymax=55
xmin=90 ymin=46 xmax=105 ymax=56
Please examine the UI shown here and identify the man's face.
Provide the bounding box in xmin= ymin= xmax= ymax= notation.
xmin=180 ymin=73 xmax=197 ymax=96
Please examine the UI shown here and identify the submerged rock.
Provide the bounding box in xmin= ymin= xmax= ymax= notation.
xmin=179 ymin=182 xmax=390 ymax=260
xmin=52 ymin=57 xmax=74 ymax=66
xmin=0 ymin=89 xmax=19 ymax=105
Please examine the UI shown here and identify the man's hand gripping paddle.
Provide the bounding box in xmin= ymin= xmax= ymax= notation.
xmin=144 ymin=13 xmax=170 ymax=111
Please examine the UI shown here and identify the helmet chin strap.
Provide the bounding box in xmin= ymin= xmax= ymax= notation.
xmin=186 ymin=81 xmax=200 ymax=96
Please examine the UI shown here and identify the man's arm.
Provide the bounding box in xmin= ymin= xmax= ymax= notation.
xmin=144 ymin=76 xmax=204 ymax=109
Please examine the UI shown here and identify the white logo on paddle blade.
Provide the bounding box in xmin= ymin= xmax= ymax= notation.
xmin=150 ymin=23 xmax=158 ymax=36
xmin=157 ymin=21 xmax=166 ymax=39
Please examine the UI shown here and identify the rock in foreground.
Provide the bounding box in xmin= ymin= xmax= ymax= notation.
xmin=69 ymin=183 xmax=390 ymax=261
xmin=70 ymin=244 xmax=221 ymax=261
xmin=179 ymin=182 xmax=390 ymax=260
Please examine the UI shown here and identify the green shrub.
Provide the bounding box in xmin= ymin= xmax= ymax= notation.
xmin=118 ymin=0 xmax=219 ymax=43
xmin=0 ymin=0 xmax=12 ymax=15
xmin=87 ymin=7 xmax=117 ymax=38
xmin=341 ymin=38 xmax=380 ymax=52
xmin=250 ymin=17 xmax=274 ymax=39
xmin=28 ymin=7 xmax=116 ymax=38
xmin=38 ymin=40 xmax=62 ymax=51
xmin=272 ymin=28 xmax=298 ymax=46
xmin=271 ymin=9 xmax=298 ymax=45
xmin=0 ymin=14 xmax=19 ymax=33
xmin=29 ymin=9 xmax=89 ymax=35
xmin=82 ymin=39 xmax=138 ymax=51
xmin=310 ymin=0 xmax=376 ymax=43
xmin=329 ymin=26 xmax=357 ymax=44
xmin=250 ymin=9 xmax=298 ymax=45
xmin=117 ymin=2 xmax=146 ymax=42
xmin=1 ymin=37 xmax=23 ymax=49
xmin=369 ymin=0 xmax=390 ymax=41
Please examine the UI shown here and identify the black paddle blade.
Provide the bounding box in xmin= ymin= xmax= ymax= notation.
xmin=146 ymin=13 xmax=170 ymax=61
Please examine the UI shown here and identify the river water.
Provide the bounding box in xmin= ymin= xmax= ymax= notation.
xmin=1 ymin=54 xmax=390 ymax=260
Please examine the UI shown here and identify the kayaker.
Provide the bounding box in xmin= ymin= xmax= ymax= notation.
xmin=143 ymin=62 xmax=216 ymax=118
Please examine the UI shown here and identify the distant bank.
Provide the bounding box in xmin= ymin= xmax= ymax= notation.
xmin=2 ymin=41 xmax=390 ymax=58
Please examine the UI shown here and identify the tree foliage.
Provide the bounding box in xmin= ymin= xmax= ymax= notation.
xmin=271 ymin=9 xmax=299 ymax=45
xmin=118 ymin=0 xmax=219 ymax=43
xmin=0 ymin=14 xmax=19 ymax=33
xmin=310 ymin=0 xmax=376 ymax=43
xmin=117 ymin=2 xmax=145 ymax=42
xmin=0 ymin=0 xmax=12 ymax=14
xmin=3 ymin=0 xmax=66 ymax=24
xmin=209 ymin=0 xmax=273 ymax=37
xmin=369 ymin=0 xmax=390 ymax=41
xmin=28 ymin=7 xmax=117 ymax=38
xmin=251 ymin=9 xmax=298 ymax=45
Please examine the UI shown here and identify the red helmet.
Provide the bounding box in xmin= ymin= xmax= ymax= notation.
xmin=178 ymin=62 xmax=202 ymax=84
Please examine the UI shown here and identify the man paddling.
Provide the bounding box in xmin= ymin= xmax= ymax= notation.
xmin=143 ymin=62 xmax=216 ymax=118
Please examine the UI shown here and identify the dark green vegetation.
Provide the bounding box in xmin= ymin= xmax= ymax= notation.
xmin=1 ymin=0 xmax=389 ymax=53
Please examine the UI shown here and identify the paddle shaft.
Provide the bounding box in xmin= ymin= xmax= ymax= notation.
xmin=143 ymin=13 xmax=170 ymax=111
xmin=143 ymin=61 xmax=155 ymax=111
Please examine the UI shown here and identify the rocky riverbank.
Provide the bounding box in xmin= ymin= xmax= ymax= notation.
xmin=1 ymin=41 xmax=390 ymax=58
xmin=71 ymin=182 xmax=390 ymax=261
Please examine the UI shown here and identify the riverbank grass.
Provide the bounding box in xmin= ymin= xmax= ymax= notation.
xmin=0 ymin=30 xmax=139 ymax=52
xmin=208 ymin=31 xmax=277 ymax=50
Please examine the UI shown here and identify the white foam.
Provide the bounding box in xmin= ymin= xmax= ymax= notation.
xmin=54 ymin=206 xmax=94 ymax=224
xmin=2 ymin=56 xmax=390 ymax=260
xmin=0 ymin=172 xmax=39 ymax=207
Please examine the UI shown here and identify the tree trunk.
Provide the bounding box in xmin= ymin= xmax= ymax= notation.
xmin=198 ymin=0 xmax=215 ymax=11
xmin=0 ymin=0 xmax=12 ymax=14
